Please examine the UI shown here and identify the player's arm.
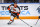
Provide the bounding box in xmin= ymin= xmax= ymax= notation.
xmin=17 ymin=6 xmax=21 ymax=14
xmin=7 ymin=5 xmax=12 ymax=13
xmin=7 ymin=4 xmax=14 ymax=13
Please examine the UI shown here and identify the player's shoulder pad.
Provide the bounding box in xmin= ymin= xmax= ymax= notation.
xmin=7 ymin=4 xmax=14 ymax=9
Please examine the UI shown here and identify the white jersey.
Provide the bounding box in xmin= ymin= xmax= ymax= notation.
xmin=10 ymin=6 xmax=19 ymax=12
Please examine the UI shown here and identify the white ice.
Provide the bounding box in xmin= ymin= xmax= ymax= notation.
xmin=0 ymin=19 xmax=40 ymax=27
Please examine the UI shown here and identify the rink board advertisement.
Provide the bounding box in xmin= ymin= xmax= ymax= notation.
xmin=0 ymin=3 xmax=40 ymax=19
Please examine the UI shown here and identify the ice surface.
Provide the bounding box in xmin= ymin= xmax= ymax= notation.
xmin=0 ymin=19 xmax=40 ymax=27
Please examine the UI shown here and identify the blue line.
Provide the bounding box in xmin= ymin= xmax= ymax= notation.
xmin=0 ymin=3 xmax=40 ymax=4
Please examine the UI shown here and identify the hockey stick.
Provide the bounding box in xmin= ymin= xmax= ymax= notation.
xmin=13 ymin=14 xmax=32 ymax=27
xmin=35 ymin=16 xmax=40 ymax=25
xmin=19 ymin=18 xmax=32 ymax=27
xmin=35 ymin=19 xmax=39 ymax=25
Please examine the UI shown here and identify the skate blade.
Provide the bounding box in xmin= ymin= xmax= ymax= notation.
xmin=7 ymin=23 xmax=11 ymax=25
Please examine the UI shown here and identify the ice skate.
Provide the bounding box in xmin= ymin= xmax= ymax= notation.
xmin=7 ymin=19 xmax=14 ymax=25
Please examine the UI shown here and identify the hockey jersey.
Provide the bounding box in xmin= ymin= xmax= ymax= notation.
xmin=7 ymin=4 xmax=20 ymax=14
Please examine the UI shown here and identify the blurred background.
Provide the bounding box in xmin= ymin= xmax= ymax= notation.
xmin=0 ymin=0 xmax=40 ymax=3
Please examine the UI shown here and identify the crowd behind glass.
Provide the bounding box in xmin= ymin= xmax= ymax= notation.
xmin=4 ymin=0 xmax=39 ymax=3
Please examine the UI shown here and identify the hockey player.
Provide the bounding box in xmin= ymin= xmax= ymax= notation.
xmin=7 ymin=2 xmax=20 ymax=24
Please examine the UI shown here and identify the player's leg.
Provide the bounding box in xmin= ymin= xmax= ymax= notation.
xmin=7 ymin=16 xmax=14 ymax=24
xmin=7 ymin=13 xmax=15 ymax=24
xmin=17 ymin=15 xmax=19 ymax=19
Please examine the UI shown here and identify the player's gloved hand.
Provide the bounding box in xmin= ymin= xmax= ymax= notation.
xmin=17 ymin=13 xmax=19 ymax=19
